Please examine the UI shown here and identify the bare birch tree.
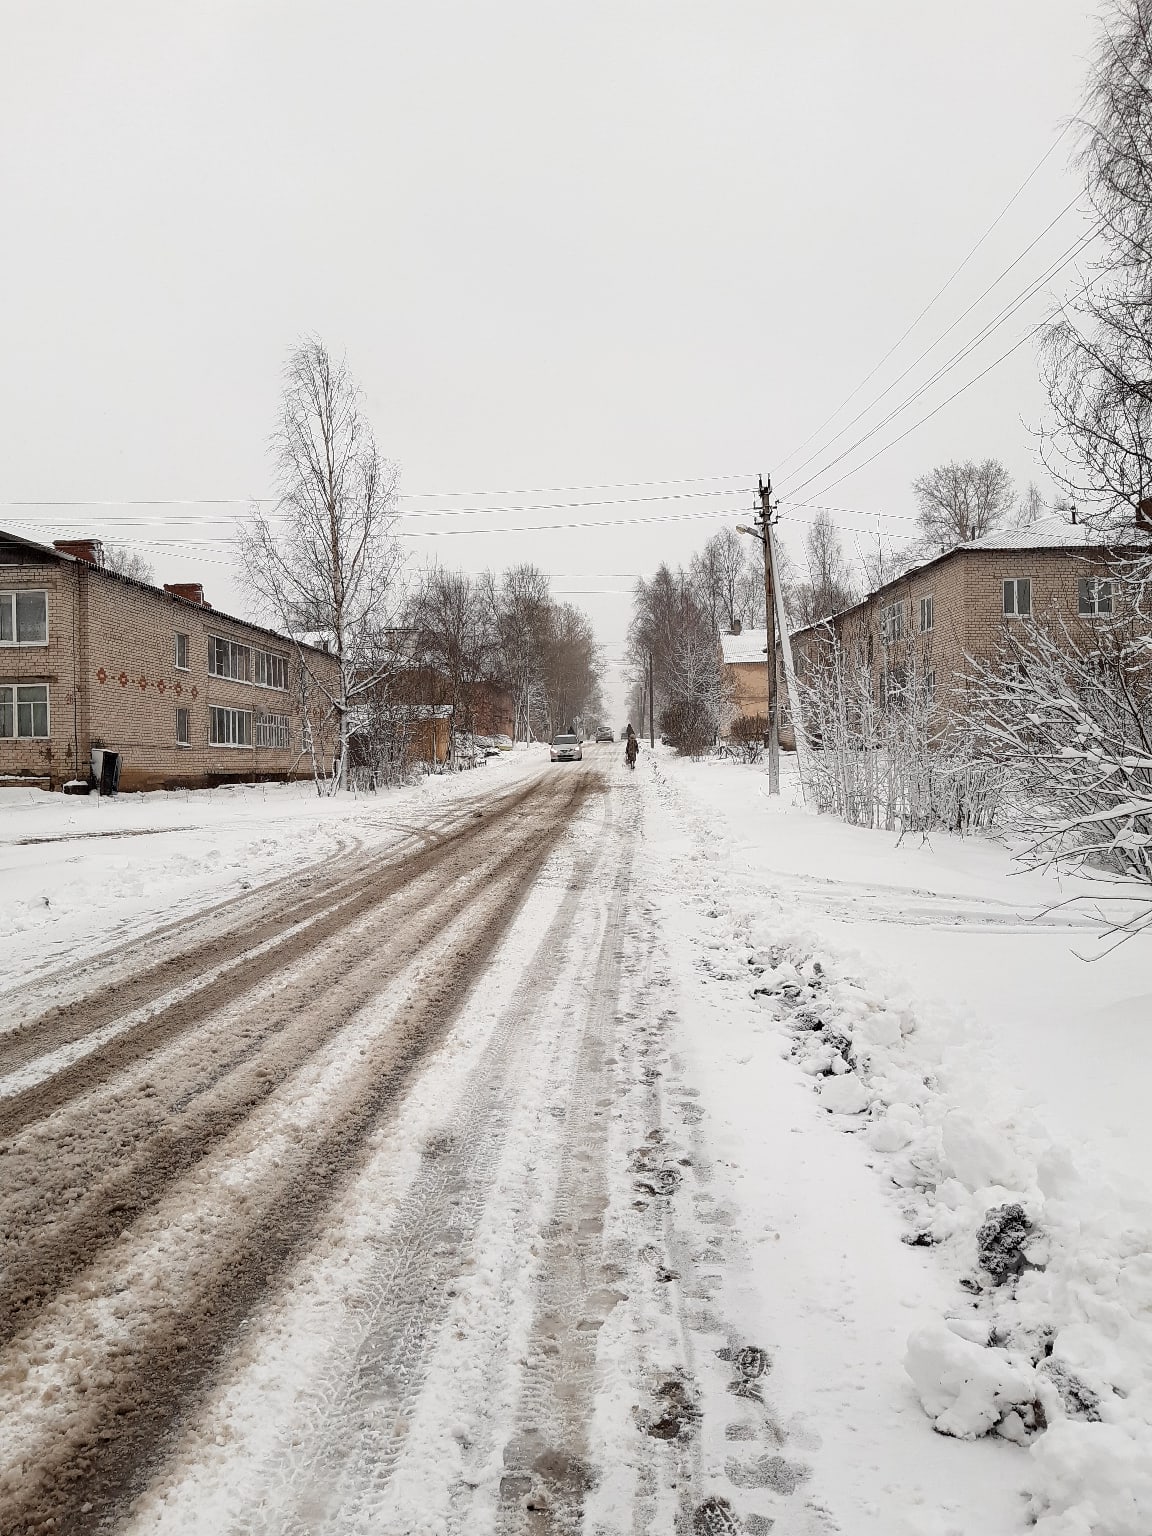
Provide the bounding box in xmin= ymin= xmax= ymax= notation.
xmin=239 ymin=338 xmax=403 ymax=791
xmin=1043 ymin=0 xmax=1152 ymax=530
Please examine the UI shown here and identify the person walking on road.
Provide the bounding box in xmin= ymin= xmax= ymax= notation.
xmin=625 ymin=729 xmax=639 ymax=770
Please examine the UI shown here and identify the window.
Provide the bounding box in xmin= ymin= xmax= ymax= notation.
xmin=254 ymin=711 xmax=291 ymax=749
xmin=1078 ymin=577 xmax=1113 ymax=617
xmin=207 ymin=636 xmax=250 ymax=681
xmin=0 ymin=683 xmax=49 ymax=738
xmin=176 ymin=707 xmax=191 ymax=747
xmin=867 ymin=631 xmax=874 ymax=667
xmin=0 ymin=590 xmax=48 ymax=645
xmin=209 ymin=706 xmax=252 ymax=747
xmin=880 ymin=601 xmax=905 ymax=645
xmin=1003 ymin=578 xmax=1032 ymax=617
xmin=174 ymin=632 xmax=189 ymax=671
xmin=924 ymin=665 xmax=937 ymax=704
xmin=919 ymin=594 xmax=935 ymax=633
xmin=254 ymin=648 xmax=288 ymax=690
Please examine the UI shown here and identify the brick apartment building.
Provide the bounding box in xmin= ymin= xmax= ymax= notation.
xmin=786 ymin=513 xmax=1132 ymax=720
xmin=0 ymin=529 xmax=339 ymax=791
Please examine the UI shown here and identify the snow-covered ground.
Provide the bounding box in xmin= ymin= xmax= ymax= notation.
xmin=4 ymin=748 xmax=1150 ymax=1534
xmin=644 ymin=748 xmax=1152 ymax=1535
xmin=0 ymin=751 xmax=545 ymax=1001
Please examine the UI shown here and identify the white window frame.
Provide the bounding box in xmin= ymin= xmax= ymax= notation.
xmin=209 ymin=706 xmax=253 ymax=747
xmin=880 ymin=600 xmax=905 ymax=645
xmin=0 ymin=590 xmax=49 ymax=647
xmin=1078 ymin=577 xmax=1113 ymax=618
xmin=0 ymin=682 xmax=50 ymax=738
xmin=919 ymin=594 xmax=935 ymax=633
xmin=254 ymin=648 xmax=289 ymax=691
xmin=175 ymin=706 xmax=191 ymax=747
xmin=254 ymin=711 xmax=291 ymax=749
xmin=1003 ymin=577 xmax=1033 ymax=618
xmin=207 ymin=635 xmax=251 ymax=681
xmin=174 ymin=631 xmax=190 ymax=671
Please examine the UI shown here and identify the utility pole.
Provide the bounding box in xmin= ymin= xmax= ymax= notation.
xmin=648 ymin=652 xmax=655 ymax=748
xmin=739 ymin=473 xmax=807 ymax=797
xmin=758 ymin=475 xmax=780 ymax=794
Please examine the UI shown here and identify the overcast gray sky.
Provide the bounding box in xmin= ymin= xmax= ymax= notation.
xmin=0 ymin=1 xmax=1100 ymax=718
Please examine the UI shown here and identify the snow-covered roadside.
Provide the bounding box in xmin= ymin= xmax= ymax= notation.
xmin=0 ymin=750 xmax=546 ymax=998
xmin=641 ymin=750 xmax=1152 ymax=1536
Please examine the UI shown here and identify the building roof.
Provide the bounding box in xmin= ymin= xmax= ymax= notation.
xmin=0 ymin=526 xmax=334 ymax=659
xmin=963 ymin=514 xmax=1101 ymax=552
xmin=720 ymin=627 xmax=769 ymax=664
xmin=788 ymin=513 xmax=1145 ymax=642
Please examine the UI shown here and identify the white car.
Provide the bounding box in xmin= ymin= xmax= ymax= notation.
xmin=550 ymin=733 xmax=583 ymax=762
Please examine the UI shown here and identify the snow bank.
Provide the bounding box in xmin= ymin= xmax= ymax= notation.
xmin=652 ymin=754 xmax=1152 ymax=1535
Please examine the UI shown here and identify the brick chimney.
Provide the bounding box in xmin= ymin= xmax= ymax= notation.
xmin=53 ymin=538 xmax=104 ymax=566
xmin=163 ymin=582 xmax=210 ymax=607
xmin=730 ymin=618 xmax=742 ymax=635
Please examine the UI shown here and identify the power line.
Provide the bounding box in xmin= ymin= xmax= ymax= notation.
xmin=0 ymin=476 xmax=755 ymax=513
xmin=801 ymin=318 xmax=1051 ymax=503
xmin=780 ymin=196 xmax=1090 ymax=492
xmin=783 ymin=221 xmax=1099 ymax=500
xmin=776 ymin=110 xmax=1083 ymax=474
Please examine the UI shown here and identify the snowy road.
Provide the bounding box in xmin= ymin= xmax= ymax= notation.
xmin=0 ymin=752 xmax=827 ymax=1536
xmin=13 ymin=746 xmax=1134 ymax=1535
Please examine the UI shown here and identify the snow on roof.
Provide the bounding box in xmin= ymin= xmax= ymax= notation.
xmin=720 ymin=627 xmax=769 ymax=665
xmin=963 ymin=515 xmax=1101 ymax=552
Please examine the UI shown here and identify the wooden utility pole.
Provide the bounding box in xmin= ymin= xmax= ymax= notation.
xmin=648 ymin=652 xmax=655 ymax=748
xmin=759 ymin=475 xmax=780 ymax=795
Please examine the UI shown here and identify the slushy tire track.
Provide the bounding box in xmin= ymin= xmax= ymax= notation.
xmin=0 ymin=801 xmax=559 ymax=1346
xmin=0 ymin=776 xmax=542 ymax=1077
xmin=0 ymin=769 xmax=594 ymax=1536
xmin=265 ymin=793 xmax=617 ymax=1534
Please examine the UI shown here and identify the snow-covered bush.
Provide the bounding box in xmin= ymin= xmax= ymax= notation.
xmin=797 ymin=625 xmax=1001 ymax=833
xmin=968 ymin=584 xmax=1152 ymax=940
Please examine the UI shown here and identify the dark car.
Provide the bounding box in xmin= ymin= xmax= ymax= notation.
xmin=596 ymin=727 xmax=614 ymax=743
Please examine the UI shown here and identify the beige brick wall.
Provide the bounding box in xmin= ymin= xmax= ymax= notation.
xmin=727 ymin=660 xmax=769 ymax=718
xmin=1 ymin=550 xmax=340 ymax=791
xmin=787 ymin=544 xmax=1121 ymax=722
xmin=0 ymin=559 xmax=82 ymax=784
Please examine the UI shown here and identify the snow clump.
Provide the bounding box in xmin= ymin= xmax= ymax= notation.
xmin=736 ymin=909 xmax=1152 ymax=1533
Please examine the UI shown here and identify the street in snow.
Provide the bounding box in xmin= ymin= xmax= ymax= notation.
xmin=2 ymin=745 xmax=1148 ymax=1533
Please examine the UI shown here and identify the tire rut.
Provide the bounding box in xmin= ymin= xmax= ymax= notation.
xmin=0 ymin=776 xmax=548 ymax=1123
xmin=0 ymin=817 xmax=543 ymax=1348
xmin=261 ymin=795 xmax=618 ymax=1534
xmin=496 ymin=810 xmax=637 ymax=1535
xmin=0 ymin=772 xmax=598 ymax=1536
xmin=0 ymin=775 xmax=543 ymax=1074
